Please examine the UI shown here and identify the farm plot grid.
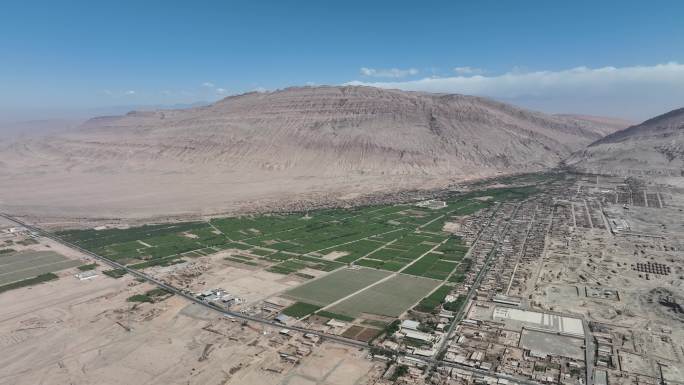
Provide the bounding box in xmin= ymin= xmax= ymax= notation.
xmin=52 ymin=186 xmax=537 ymax=276
xmin=54 ymin=203 xmax=460 ymax=273
xmin=354 ymin=233 xmax=447 ymax=272
xmin=283 ymin=268 xmax=391 ymax=306
xmin=327 ymin=274 xmax=442 ymax=318
xmin=0 ymin=251 xmax=80 ymax=286
xmin=398 ymin=236 xmax=468 ymax=280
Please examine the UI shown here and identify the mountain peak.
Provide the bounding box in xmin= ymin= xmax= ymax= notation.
xmin=1 ymin=86 xmax=623 ymax=219
xmin=566 ymin=106 xmax=684 ymax=175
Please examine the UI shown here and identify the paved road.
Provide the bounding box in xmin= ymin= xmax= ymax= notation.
xmin=584 ymin=319 xmax=596 ymax=385
xmin=434 ymin=202 xmax=521 ymax=359
xmin=1 ymin=212 xmax=544 ymax=385
xmin=0 ymin=213 xmax=369 ymax=349
xmin=435 ymin=360 xmax=541 ymax=385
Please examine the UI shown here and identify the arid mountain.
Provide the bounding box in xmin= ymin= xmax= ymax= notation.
xmin=0 ymin=86 xmax=622 ymax=221
xmin=554 ymin=114 xmax=633 ymax=137
xmin=566 ymin=107 xmax=684 ymax=176
xmin=0 ymin=119 xmax=82 ymax=139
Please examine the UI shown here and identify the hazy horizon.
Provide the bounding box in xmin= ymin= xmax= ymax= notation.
xmin=2 ymin=0 xmax=683 ymax=122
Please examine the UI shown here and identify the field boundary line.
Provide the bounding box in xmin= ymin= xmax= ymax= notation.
xmin=318 ymin=238 xmax=448 ymax=313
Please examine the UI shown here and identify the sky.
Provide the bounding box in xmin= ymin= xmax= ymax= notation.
xmin=1 ymin=0 xmax=683 ymax=121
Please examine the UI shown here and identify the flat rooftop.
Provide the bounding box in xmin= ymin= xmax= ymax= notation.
xmin=492 ymin=306 xmax=585 ymax=338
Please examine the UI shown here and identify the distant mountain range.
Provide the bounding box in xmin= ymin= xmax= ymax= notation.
xmin=0 ymin=86 xmax=629 ymax=220
xmin=0 ymin=102 xmax=210 ymax=137
xmin=566 ymin=107 xmax=684 ymax=176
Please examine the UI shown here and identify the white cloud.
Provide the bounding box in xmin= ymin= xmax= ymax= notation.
xmin=124 ymin=90 xmax=136 ymax=95
xmin=360 ymin=67 xmax=419 ymax=78
xmin=453 ymin=66 xmax=484 ymax=75
xmin=202 ymin=82 xmax=215 ymax=88
xmin=348 ymin=62 xmax=684 ymax=119
xmin=215 ymin=87 xmax=227 ymax=96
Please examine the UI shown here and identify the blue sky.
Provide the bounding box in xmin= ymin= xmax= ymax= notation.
xmin=1 ymin=0 xmax=683 ymax=120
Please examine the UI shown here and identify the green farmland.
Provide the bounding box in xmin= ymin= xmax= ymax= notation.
xmin=414 ymin=284 xmax=453 ymax=313
xmin=54 ymin=192 xmax=496 ymax=274
xmin=327 ymin=274 xmax=442 ymax=318
xmin=0 ymin=251 xmax=80 ymax=286
xmin=52 ymin=183 xmax=544 ymax=323
xmin=0 ymin=272 xmax=59 ymax=294
xmin=402 ymin=253 xmax=458 ymax=280
xmin=284 ymin=268 xmax=390 ymax=306
xmin=281 ymin=302 xmax=322 ymax=318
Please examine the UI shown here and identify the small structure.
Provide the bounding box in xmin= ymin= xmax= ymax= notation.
xmin=304 ymin=333 xmax=320 ymax=343
xmin=326 ymin=319 xmax=347 ymax=328
xmin=401 ymin=319 xmax=420 ymax=331
xmin=402 ymin=329 xmax=434 ymax=343
xmin=412 ymin=347 xmax=435 ymax=357
xmin=416 ymin=200 xmax=447 ymax=210
xmin=6 ymin=227 xmax=25 ymax=234
xmin=75 ymin=271 xmax=98 ymax=280
xmin=444 ymin=294 xmax=459 ymax=303
xmin=493 ymin=294 xmax=522 ymax=307
xmin=594 ymin=370 xmax=608 ymax=385
xmin=275 ymin=314 xmax=294 ymax=325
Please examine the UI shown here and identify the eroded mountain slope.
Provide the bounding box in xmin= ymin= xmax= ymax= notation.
xmin=566 ymin=107 xmax=684 ymax=176
xmin=0 ymin=86 xmax=623 ymax=220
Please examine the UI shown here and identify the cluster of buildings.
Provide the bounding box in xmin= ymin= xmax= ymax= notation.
xmin=392 ymin=319 xmax=442 ymax=357
xmin=272 ymin=330 xmax=320 ymax=365
xmin=0 ymin=225 xmax=34 ymax=242
xmin=437 ymin=303 xmax=587 ymax=385
xmin=196 ymin=288 xmax=244 ymax=307
xmin=416 ymin=200 xmax=448 ymax=210
xmin=478 ymin=198 xmax=554 ymax=302
xmin=586 ymin=320 xmax=682 ymax=385
xmin=451 ymin=202 xmax=521 ymax=301
xmin=259 ymin=298 xmax=361 ymax=339
xmin=258 ymin=328 xmax=323 ymax=373
xmin=429 ymin=180 xmax=598 ymax=384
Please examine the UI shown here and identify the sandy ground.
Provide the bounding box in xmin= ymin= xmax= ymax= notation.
xmin=191 ymin=263 xmax=302 ymax=304
xmin=154 ymin=253 xmax=305 ymax=305
xmin=0 ymin=270 xmax=379 ymax=385
xmin=527 ymin=177 xmax=684 ymax=383
xmin=0 ymin=229 xmax=380 ymax=385
xmin=0 ymin=168 xmax=457 ymax=225
xmin=0 ymin=86 xmax=625 ymax=225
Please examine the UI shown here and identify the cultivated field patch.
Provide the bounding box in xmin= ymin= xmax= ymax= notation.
xmin=402 ymin=253 xmax=458 ymax=280
xmin=0 ymin=251 xmax=80 ymax=286
xmin=341 ymin=325 xmax=381 ymax=342
xmin=281 ymin=302 xmax=322 ymax=318
xmin=414 ymin=284 xmax=453 ymax=312
xmin=354 ymin=234 xmax=443 ymax=271
xmin=327 ymin=274 xmax=441 ymax=318
xmin=283 ymin=268 xmax=390 ymax=306
xmin=50 ymin=187 xmax=528 ymax=293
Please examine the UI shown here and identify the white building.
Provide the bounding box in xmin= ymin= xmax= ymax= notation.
xmin=401 ymin=319 xmax=420 ymax=331
xmin=403 ymin=329 xmax=434 ymax=343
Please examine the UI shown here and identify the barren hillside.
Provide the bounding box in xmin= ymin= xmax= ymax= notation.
xmin=554 ymin=114 xmax=634 ymax=137
xmin=0 ymin=86 xmax=622 ymax=221
xmin=566 ymin=107 xmax=684 ymax=176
